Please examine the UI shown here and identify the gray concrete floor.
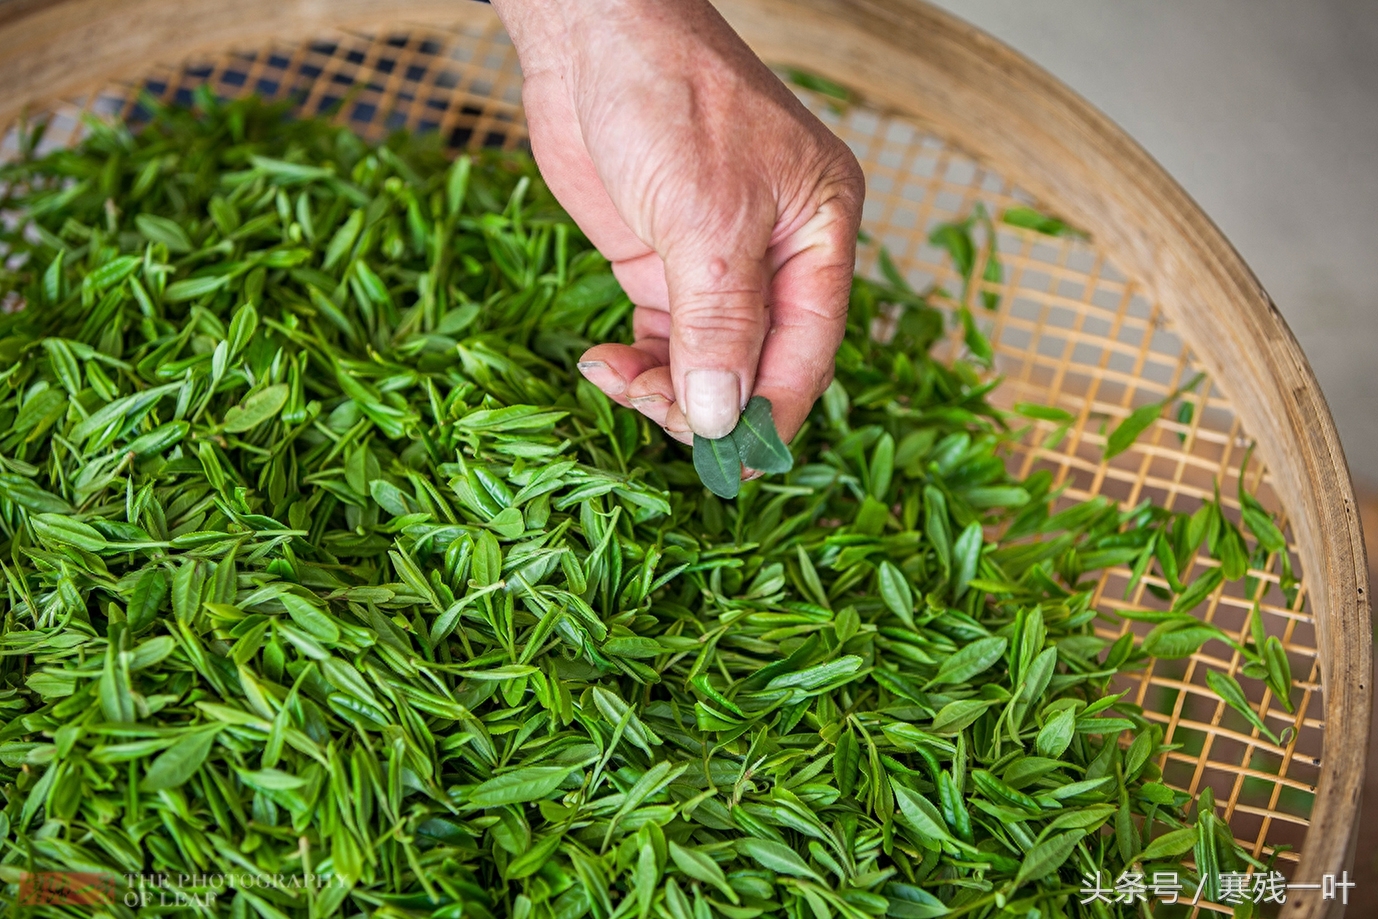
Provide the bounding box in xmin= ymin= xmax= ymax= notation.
xmin=929 ymin=0 xmax=1378 ymax=491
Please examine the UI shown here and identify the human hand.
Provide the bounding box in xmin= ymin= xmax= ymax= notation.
xmin=491 ymin=0 xmax=864 ymax=450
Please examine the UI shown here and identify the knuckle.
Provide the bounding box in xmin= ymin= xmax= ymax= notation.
xmin=817 ymin=143 xmax=866 ymax=207
xmin=673 ymin=298 xmax=766 ymax=350
xmin=833 ymin=165 xmax=866 ymax=212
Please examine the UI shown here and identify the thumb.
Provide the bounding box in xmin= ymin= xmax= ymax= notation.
xmin=664 ymin=241 xmax=770 ymax=440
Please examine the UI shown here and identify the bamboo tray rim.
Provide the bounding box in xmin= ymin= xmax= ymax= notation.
xmin=0 ymin=2 xmax=1367 ymax=917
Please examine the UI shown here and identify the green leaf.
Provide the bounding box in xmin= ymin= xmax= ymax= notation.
xmin=1264 ymin=636 xmax=1295 ymax=713
xmin=1137 ymin=826 xmax=1199 ymax=861
xmin=1104 ymin=400 xmax=1165 ymax=460
xmin=277 ymin=593 xmax=340 ymax=643
xmin=324 ymin=209 xmax=363 ymax=271
xmin=693 ymin=433 xmax=741 ymax=499
xmin=42 ymin=339 xmax=82 ymax=396
xmin=250 ymin=155 xmax=333 ymax=182
xmin=469 ymin=766 xmax=577 ymax=808
xmin=473 ymin=531 xmax=502 ymax=586
xmin=1106 ymin=374 xmax=1207 ymax=460
xmin=457 ymin=405 xmax=568 ymax=433
xmin=959 ymin=307 xmax=993 ymax=365
xmin=1141 ymin=619 xmax=1222 ymax=659
xmin=487 ymin=506 xmax=525 ymax=539
xmin=930 ymin=698 xmax=999 ymax=734
xmin=1195 ymin=789 xmax=1221 ymax=901
xmin=235 ymin=767 xmax=309 ymax=791
xmin=869 ymin=432 xmax=895 ymax=499
xmin=833 ymin=730 xmax=860 ymax=798
xmin=737 ymin=837 xmax=822 ymax=880
xmin=505 ymin=833 xmax=564 ymax=880
xmin=126 ymin=568 xmax=170 ymax=632
xmin=877 ymin=561 xmax=915 ymax=626
xmin=447 ymin=156 xmax=472 ymax=216
xmin=877 ymin=248 xmax=911 ymax=293
xmin=1171 ymin=567 xmax=1225 ymax=615
xmin=1014 ymin=830 xmax=1086 ymax=888
xmin=1206 ymin=669 xmax=1281 ymax=744
xmin=1139 ymin=782 xmax=1177 ymax=806
xmin=928 ymin=636 xmax=1007 ymax=687
xmin=1002 ymin=206 xmax=1083 ymax=238
xmin=668 ymin=841 xmax=736 ymax=901
xmin=1241 ymin=493 xmax=1286 ymax=554
xmin=453 ymin=665 xmax=539 ymax=681
xmin=223 ymin=384 xmax=290 ymax=433
xmin=731 ymin=396 xmax=793 ymax=473
xmin=893 ymin=784 xmax=954 ymax=843
xmin=164 ymin=275 xmax=230 ymax=302
xmin=0 ymin=478 xmax=70 ymax=515
xmin=32 ymin=514 xmax=108 ymax=552
xmin=42 ymin=250 xmax=64 ymax=303
xmin=1013 ymin=402 xmax=1076 ymax=423
xmin=1036 ymin=707 xmax=1077 ymax=758
xmin=785 ymin=69 xmax=853 ymax=102
xmin=1215 ymin=520 xmax=1249 ymax=580
xmin=924 ymin=485 xmax=952 ymax=576
xmin=130 ymin=635 xmax=177 ymax=671
xmin=135 ymin=214 xmax=193 ymax=253
xmin=142 ymin=727 xmax=221 ymax=791
xmin=369 ymin=480 xmax=412 ymax=516
xmin=633 ymin=843 xmax=656 ymax=916
xmin=929 ymin=222 xmax=975 ymax=279
xmin=125 ymin=420 xmax=190 ymax=457
xmin=764 ymin=655 xmax=862 ymax=691
xmin=953 ymin=520 xmax=982 ymax=598
xmin=1124 ymin=728 xmax=1155 ymax=781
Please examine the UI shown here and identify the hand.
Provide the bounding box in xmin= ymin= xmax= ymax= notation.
xmin=491 ymin=0 xmax=864 ymax=448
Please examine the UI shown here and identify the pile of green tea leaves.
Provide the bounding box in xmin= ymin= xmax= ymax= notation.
xmin=0 ymin=93 xmax=1299 ymax=919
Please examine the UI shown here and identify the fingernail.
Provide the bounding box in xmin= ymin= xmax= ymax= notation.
xmin=631 ymin=393 xmax=671 ymax=425
xmin=663 ymin=426 xmax=693 ymax=446
xmin=683 ymin=369 xmax=741 ymax=439
xmin=578 ymin=360 xmax=626 ymax=396
xmin=742 ymin=469 xmax=765 ymax=481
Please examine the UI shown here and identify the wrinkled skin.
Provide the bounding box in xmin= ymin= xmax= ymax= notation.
xmin=492 ymin=0 xmax=864 ymax=451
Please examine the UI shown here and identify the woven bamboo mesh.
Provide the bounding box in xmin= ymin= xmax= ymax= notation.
xmin=0 ymin=6 xmax=1344 ymax=916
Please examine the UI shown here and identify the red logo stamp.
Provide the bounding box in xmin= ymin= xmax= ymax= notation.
xmin=17 ymin=872 xmax=117 ymax=906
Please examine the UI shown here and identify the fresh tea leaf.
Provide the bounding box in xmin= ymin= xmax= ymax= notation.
xmin=731 ymin=396 xmax=793 ymax=474
xmin=693 ymin=433 xmax=742 ymax=499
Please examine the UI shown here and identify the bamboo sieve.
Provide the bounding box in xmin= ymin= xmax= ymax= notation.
xmin=0 ymin=1 xmax=1369 ymax=917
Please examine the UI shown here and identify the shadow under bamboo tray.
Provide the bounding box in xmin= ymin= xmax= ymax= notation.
xmin=0 ymin=1 xmax=1369 ymax=917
